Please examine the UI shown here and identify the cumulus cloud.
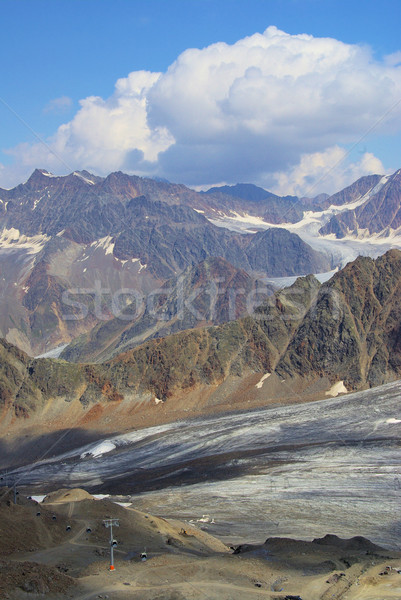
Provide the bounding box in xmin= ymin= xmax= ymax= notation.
xmin=4 ymin=71 xmax=174 ymax=180
xmin=2 ymin=26 xmax=401 ymax=193
xmin=270 ymin=147 xmax=385 ymax=197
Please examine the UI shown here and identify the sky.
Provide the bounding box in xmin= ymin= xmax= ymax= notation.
xmin=1 ymin=0 xmax=401 ymax=196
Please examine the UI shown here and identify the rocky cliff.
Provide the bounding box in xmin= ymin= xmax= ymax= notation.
xmin=277 ymin=249 xmax=401 ymax=389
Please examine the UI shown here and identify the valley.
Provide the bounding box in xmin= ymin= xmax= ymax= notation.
xmin=1 ymin=168 xmax=401 ymax=599
xmin=2 ymin=9 xmax=401 ymax=598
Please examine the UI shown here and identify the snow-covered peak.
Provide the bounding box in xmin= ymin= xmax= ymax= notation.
xmin=73 ymin=171 xmax=95 ymax=185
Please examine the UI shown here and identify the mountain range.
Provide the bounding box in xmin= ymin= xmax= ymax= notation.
xmin=1 ymin=249 xmax=401 ymax=461
xmin=0 ymin=169 xmax=332 ymax=356
xmin=1 ymin=166 xmax=401 ymax=360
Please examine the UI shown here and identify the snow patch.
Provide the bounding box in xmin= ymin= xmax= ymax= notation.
xmin=80 ymin=440 xmax=116 ymax=459
xmin=30 ymin=495 xmax=46 ymax=503
xmin=386 ymin=418 xmax=401 ymax=424
xmin=338 ymin=225 xmax=401 ymax=245
xmin=208 ymin=211 xmax=269 ymax=233
xmin=0 ymin=227 xmax=49 ymax=254
xmin=154 ymin=397 xmax=163 ymax=405
xmin=32 ymin=194 xmax=44 ymax=210
xmin=138 ymin=262 xmax=147 ymax=273
xmin=255 ymin=373 xmax=271 ymax=389
xmin=325 ymin=381 xmax=348 ymax=397
xmin=114 ymin=257 xmax=141 ymax=265
xmin=41 ymin=171 xmax=57 ymax=178
xmin=73 ymin=171 xmax=95 ymax=185
xmin=196 ymin=515 xmax=215 ymax=524
xmin=90 ymin=235 xmax=115 ymax=256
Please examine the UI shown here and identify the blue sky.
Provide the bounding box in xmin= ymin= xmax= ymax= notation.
xmin=1 ymin=0 xmax=401 ymax=195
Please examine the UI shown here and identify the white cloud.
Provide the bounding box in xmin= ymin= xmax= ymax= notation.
xmin=270 ymin=147 xmax=385 ymax=197
xmin=2 ymin=26 xmax=401 ymax=194
xmin=4 ymin=70 xmax=174 ymax=179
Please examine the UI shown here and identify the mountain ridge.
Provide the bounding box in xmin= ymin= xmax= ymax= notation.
xmin=0 ymin=169 xmax=331 ymax=355
xmin=1 ymin=250 xmax=401 ymax=446
xmin=320 ymin=170 xmax=401 ymax=237
xmin=2 ymin=165 xmax=401 ymax=358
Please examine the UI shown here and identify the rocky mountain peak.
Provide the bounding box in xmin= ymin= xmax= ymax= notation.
xmin=319 ymin=170 xmax=401 ymax=238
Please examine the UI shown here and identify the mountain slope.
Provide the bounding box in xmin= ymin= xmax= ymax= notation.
xmin=320 ymin=170 xmax=401 ymax=237
xmin=60 ymin=257 xmax=265 ymax=363
xmin=102 ymin=250 xmax=401 ymax=400
xmin=277 ymin=249 xmax=401 ymax=389
xmin=0 ymin=169 xmax=330 ymax=278
xmin=202 ymin=183 xmax=304 ymax=223
xmin=320 ymin=174 xmax=382 ymax=209
xmin=3 ymin=165 xmax=401 ymax=364
xmin=244 ymin=227 xmax=328 ymax=274
xmin=1 ymin=251 xmax=401 ymax=442
xmin=0 ymin=274 xmax=320 ymax=424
